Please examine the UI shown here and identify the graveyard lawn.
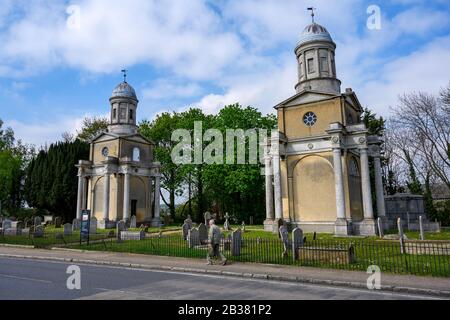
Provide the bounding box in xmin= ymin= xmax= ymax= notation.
xmin=69 ymin=230 xmax=450 ymax=278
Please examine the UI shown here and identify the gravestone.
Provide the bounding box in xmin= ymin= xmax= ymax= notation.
xmin=223 ymin=212 xmax=231 ymax=231
xmin=397 ymin=218 xmax=405 ymax=254
xmin=120 ymin=231 xmax=145 ymax=241
xmin=34 ymin=216 xmax=42 ymax=226
xmin=34 ymin=225 xmax=44 ymax=238
xmin=4 ymin=228 xmax=21 ymax=236
xmin=182 ymin=222 xmax=190 ymax=240
xmin=249 ymin=216 xmax=254 ymax=225
xmin=279 ymin=225 xmax=289 ymax=258
xmin=204 ymin=211 xmax=212 ymax=227
xmin=198 ymin=223 xmax=208 ymax=244
xmin=63 ymin=223 xmax=72 ymax=236
xmin=184 ymin=215 xmax=193 ymax=229
xmin=116 ymin=220 xmax=127 ymax=240
xmin=54 ymin=217 xmax=62 ymax=228
xmin=188 ymin=228 xmax=200 ymax=248
xmin=43 ymin=215 xmax=53 ymax=224
xmin=419 ymin=216 xmax=425 ymax=241
xmin=377 ymin=217 xmax=384 ymax=238
xmin=2 ymin=219 xmax=12 ymax=230
xmin=130 ymin=215 xmax=137 ymax=229
xmin=241 ymin=221 xmax=246 ymax=233
xmin=292 ymin=227 xmax=303 ymax=260
xmin=231 ymin=229 xmax=242 ymax=256
xmin=72 ymin=218 xmax=80 ymax=231
xmin=90 ymin=217 xmax=97 ymax=234
xmin=11 ymin=221 xmax=23 ymax=229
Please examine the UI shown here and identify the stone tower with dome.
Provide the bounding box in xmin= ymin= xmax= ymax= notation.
xmin=263 ymin=12 xmax=386 ymax=236
xmin=75 ymin=79 xmax=162 ymax=228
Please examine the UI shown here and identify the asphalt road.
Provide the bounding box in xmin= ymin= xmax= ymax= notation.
xmin=0 ymin=257 xmax=442 ymax=300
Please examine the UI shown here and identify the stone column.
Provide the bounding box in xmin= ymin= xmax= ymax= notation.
xmin=360 ymin=147 xmax=376 ymax=235
xmin=263 ymin=149 xmax=275 ymax=232
xmin=333 ymin=147 xmax=348 ymax=235
xmin=148 ymin=176 xmax=153 ymax=219
xmin=374 ymin=155 xmax=386 ymax=219
xmin=272 ymin=153 xmax=283 ymax=220
xmin=82 ymin=177 xmax=88 ymax=211
xmin=123 ymin=171 xmax=131 ymax=222
xmin=152 ymin=169 xmax=161 ymax=227
xmin=103 ymin=171 xmax=110 ymax=222
xmin=76 ymin=172 xmax=83 ymax=220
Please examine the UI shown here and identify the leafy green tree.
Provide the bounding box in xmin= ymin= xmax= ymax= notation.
xmin=77 ymin=117 xmax=108 ymax=142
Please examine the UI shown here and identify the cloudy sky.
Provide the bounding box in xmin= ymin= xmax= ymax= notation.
xmin=0 ymin=0 xmax=449 ymax=147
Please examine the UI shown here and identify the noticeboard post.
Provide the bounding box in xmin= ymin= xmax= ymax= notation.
xmin=80 ymin=210 xmax=91 ymax=246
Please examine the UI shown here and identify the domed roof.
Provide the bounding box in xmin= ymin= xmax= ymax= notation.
xmin=298 ymin=22 xmax=333 ymax=46
xmin=111 ymin=81 xmax=137 ymax=100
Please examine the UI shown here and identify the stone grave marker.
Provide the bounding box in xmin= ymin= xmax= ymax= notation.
xmin=11 ymin=221 xmax=23 ymax=229
xmin=182 ymin=222 xmax=190 ymax=240
xmin=34 ymin=216 xmax=42 ymax=226
xmin=184 ymin=215 xmax=193 ymax=229
xmin=130 ymin=215 xmax=137 ymax=229
xmin=223 ymin=212 xmax=231 ymax=231
xmin=72 ymin=218 xmax=80 ymax=231
xmin=231 ymin=229 xmax=242 ymax=256
xmin=34 ymin=225 xmax=44 ymax=238
xmin=63 ymin=223 xmax=72 ymax=236
xmin=241 ymin=221 xmax=246 ymax=232
xmin=198 ymin=223 xmax=208 ymax=244
xmin=279 ymin=225 xmax=289 ymax=258
xmin=397 ymin=218 xmax=405 ymax=254
xmin=188 ymin=228 xmax=200 ymax=248
xmin=203 ymin=211 xmax=212 ymax=227
xmin=291 ymin=227 xmax=303 ymax=260
xmin=117 ymin=220 xmax=127 ymax=240
xmin=54 ymin=217 xmax=62 ymax=228
xmin=90 ymin=217 xmax=97 ymax=234
xmin=2 ymin=219 xmax=12 ymax=230
xmin=120 ymin=231 xmax=145 ymax=241
xmin=377 ymin=217 xmax=384 ymax=238
xmin=419 ymin=216 xmax=425 ymax=241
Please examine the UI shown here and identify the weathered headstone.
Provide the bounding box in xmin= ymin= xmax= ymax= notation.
xmin=203 ymin=211 xmax=212 ymax=227
xmin=63 ymin=223 xmax=72 ymax=236
xmin=72 ymin=218 xmax=80 ymax=231
xmin=120 ymin=231 xmax=145 ymax=240
xmin=34 ymin=225 xmax=44 ymax=238
xmin=231 ymin=229 xmax=242 ymax=256
xmin=116 ymin=220 xmax=127 ymax=240
xmin=397 ymin=218 xmax=405 ymax=254
xmin=54 ymin=217 xmax=62 ymax=228
xmin=130 ymin=215 xmax=137 ymax=229
xmin=241 ymin=221 xmax=246 ymax=233
xmin=188 ymin=228 xmax=200 ymax=248
xmin=377 ymin=217 xmax=384 ymax=238
xmin=182 ymin=222 xmax=190 ymax=240
xmin=90 ymin=217 xmax=97 ymax=234
xmin=223 ymin=212 xmax=231 ymax=231
xmin=34 ymin=216 xmax=42 ymax=226
xmin=418 ymin=215 xmax=425 ymax=241
xmin=292 ymin=227 xmax=303 ymax=260
xmin=184 ymin=215 xmax=193 ymax=229
xmin=198 ymin=223 xmax=208 ymax=244
xmin=279 ymin=225 xmax=289 ymax=258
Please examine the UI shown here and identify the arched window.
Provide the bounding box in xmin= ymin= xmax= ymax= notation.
xmin=349 ymin=159 xmax=360 ymax=177
xmin=132 ymin=147 xmax=140 ymax=162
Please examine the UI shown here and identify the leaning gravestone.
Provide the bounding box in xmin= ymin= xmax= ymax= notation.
xmin=188 ymin=228 xmax=200 ymax=248
xmin=34 ymin=216 xmax=42 ymax=227
xmin=72 ymin=218 xmax=80 ymax=231
xmin=279 ymin=225 xmax=289 ymax=258
xmin=231 ymin=229 xmax=242 ymax=256
xmin=116 ymin=220 xmax=127 ymax=240
xmin=291 ymin=227 xmax=303 ymax=260
xmin=54 ymin=217 xmax=62 ymax=228
xmin=34 ymin=225 xmax=44 ymax=238
xmin=63 ymin=223 xmax=72 ymax=236
xmin=182 ymin=222 xmax=190 ymax=240
xmin=130 ymin=215 xmax=137 ymax=229
xmin=198 ymin=223 xmax=208 ymax=244
xmin=90 ymin=217 xmax=97 ymax=234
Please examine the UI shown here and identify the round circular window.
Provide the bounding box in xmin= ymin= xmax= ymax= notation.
xmin=303 ymin=112 xmax=317 ymax=127
xmin=101 ymin=147 xmax=109 ymax=157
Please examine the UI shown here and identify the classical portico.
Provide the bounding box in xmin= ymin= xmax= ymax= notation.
xmin=75 ymin=80 xmax=162 ymax=228
xmin=263 ymin=15 xmax=385 ymax=236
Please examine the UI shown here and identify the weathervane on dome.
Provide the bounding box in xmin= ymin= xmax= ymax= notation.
xmin=307 ymin=7 xmax=316 ymax=23
xmin=121 ymin=69 xmax=128 ymax=83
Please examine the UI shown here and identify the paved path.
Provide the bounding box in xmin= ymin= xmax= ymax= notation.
xmin=0 ymin=246 xmax=449 ymax=298
xmin=0 ymin=257 xmax=441 ymax=300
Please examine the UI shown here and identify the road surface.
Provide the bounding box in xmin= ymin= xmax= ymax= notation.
xmin=0 ymin=257 xmax=442 ymax=300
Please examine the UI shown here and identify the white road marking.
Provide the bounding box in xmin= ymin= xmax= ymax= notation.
xmin=0 ymin=273 xmax=53 ymax=284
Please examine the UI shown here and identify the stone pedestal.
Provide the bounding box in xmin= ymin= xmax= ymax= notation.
xmin=334 ymin=218 xmax=350 ymax=236
xmin=151 ymin=217 xmax=162 ymax=228
xmin=98 ymin=219 xmax=116 ymax=230
xmin=358 ymin=219 xmax=377 ymax=236
xmin=263 ymin=219 xmax=276 ymax=232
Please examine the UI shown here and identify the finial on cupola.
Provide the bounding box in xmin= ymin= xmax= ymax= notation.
xmin=307 ymin=7 xmax=316 ymax=23
xmin=121 ymin=69 xmax=128 ymax=83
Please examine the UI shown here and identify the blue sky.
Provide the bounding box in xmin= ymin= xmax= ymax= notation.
xmin=0 ymin=0 xmax=449 ymax=147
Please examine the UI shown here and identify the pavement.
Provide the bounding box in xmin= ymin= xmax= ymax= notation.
xmin=0 ymin=245 xmax=449 ymax=299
